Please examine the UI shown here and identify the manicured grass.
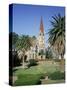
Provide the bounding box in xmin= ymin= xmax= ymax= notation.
xmin=13 ymin=60 xmax=65 ymax=85
xmin=14 ymin=61 xmax=60 ymax=75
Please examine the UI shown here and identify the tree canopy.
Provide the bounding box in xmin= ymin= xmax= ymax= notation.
xmin=10 ymin=32 xmax=36 ymax=51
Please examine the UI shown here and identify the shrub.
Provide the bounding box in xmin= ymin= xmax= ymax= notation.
xmin=49 ymin=71 xmax=65 ymax=80
xmin=28 ymin=59 xmax=38 ymax=67
xmin=40 ymin=75 xmax=45 ymax=79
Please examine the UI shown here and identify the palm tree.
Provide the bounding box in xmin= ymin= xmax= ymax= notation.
xmin=16 ymin=35 xmax=32 ymax=50
xmin=48 ymin=14 xmax=65 ymax=59
xmin=16 ymin=35 xmax=36 ymax=68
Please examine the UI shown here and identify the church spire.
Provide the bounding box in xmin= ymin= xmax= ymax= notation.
xmin=40 ymin=16 xmax=44 ymax=33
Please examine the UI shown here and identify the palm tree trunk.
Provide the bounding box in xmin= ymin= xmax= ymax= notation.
xmin=61 ymin=53 xmax=64 ymax=59
xmin=22 ymin=56 xmax=25 ymax=68
xmin=58 ymin=55 xmax=61 ymax=59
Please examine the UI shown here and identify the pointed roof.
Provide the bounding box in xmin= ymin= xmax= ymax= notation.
xmin=40 ymin=16 xmax=44 ymax=33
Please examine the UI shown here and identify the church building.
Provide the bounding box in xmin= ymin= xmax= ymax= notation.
xmin=26 ymin=16 xmax=45 ymax=61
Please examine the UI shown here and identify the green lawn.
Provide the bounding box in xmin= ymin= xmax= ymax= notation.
xmin=13 ymin=60 xmax=65 ymax=86
xmin=14 ymin=74 xmax=42 ymax=86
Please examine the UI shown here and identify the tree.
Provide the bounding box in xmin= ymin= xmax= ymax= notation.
xmin=48 ymin=14 xmax=65 ymax=59
xmin=46 ymin=46 xmax=53 ymax=59
xmin=16 ymin=35 xmax=36 ymax=68
xmin=9 ymin=32 xmax=19 ymax=50
xmin=16 ymin=35 xmax=33 ymax=50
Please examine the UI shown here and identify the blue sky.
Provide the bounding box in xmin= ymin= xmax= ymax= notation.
xmin=12 ymin=4 xmax=65 ymax=46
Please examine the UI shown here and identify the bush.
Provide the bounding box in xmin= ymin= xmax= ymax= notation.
xmin=40 ymin=75 xmax=45 ymax=79
xmin=28 ymin=59 xmax=38 ymax=67
xmin=49 ymin=71 xmax=65 ymax=80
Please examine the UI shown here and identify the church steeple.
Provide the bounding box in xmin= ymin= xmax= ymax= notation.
xmin=38 ymin=16 xmax=45 ymax=53
xmin=40 ymin=16 xmax=44 ymax=33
